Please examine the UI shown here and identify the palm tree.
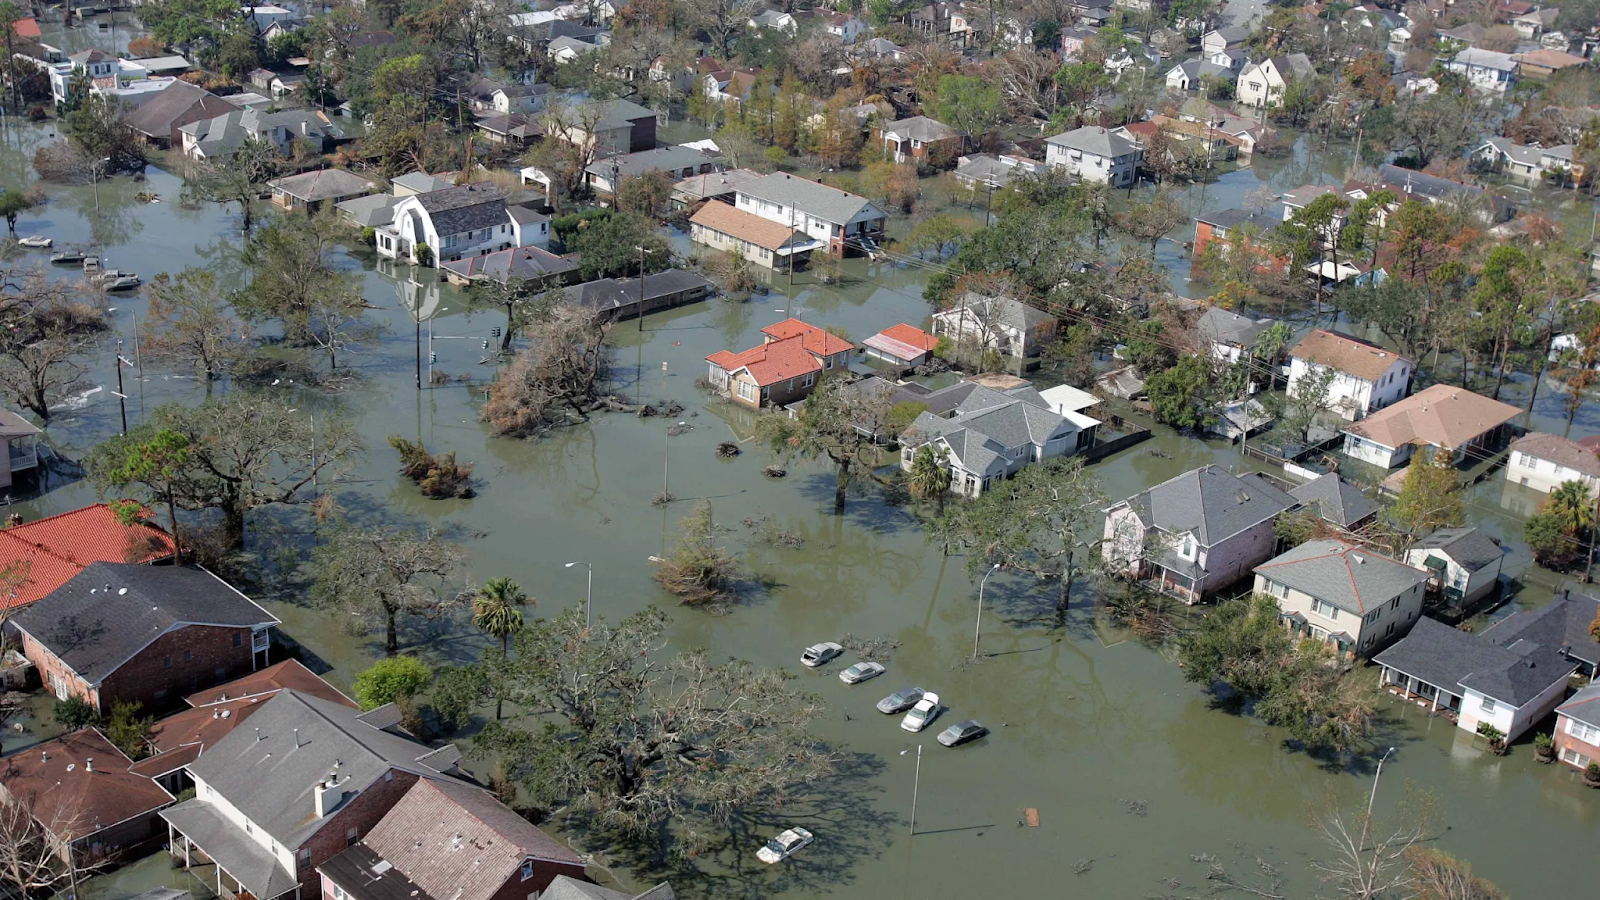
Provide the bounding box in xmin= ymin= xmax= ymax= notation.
xmin=473 ymin=577 xmax=529 ymax=719
xmin=1546 ymin=481 xmax=1596 ymax=537
xmin=908 ymin=446 xmax=952 ymax=515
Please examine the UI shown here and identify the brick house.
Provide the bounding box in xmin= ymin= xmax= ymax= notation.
xmin=0 ymin=503 xmax=174 ymax=610
xmin=877 ymin=116 xmax=962 ymax=164
xmin=11 ymin=562 xmax=278 ymax=715
xmin=1555 ymin=682 xmax=1600 ymax=771
xmin=319 ymin=777 xmax=585 ymax=900
xmin=162 ymin=690 xmax=464 ymax=900
xmin=1192 ymin=208 xmax=1284 ymax=263
xmin=705 ymin=318 xmax=854 ymax=409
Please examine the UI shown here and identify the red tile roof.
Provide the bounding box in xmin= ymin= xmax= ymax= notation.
xmin=877 ymin=323 xmax=938 ymax=353
xmin=12 ymin=18 xmax=40 ymax=39
xmin=1 ymin=729 xmax=173 ymax=841
xmin=762 ymin=317 xmax=855 ymax=356
xmin=707 ymin=336 xmax=823 ymax=386
xmin=0 ymin=504 xmax=175 ymax=608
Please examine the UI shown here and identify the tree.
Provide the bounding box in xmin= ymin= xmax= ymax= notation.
xmin=1262 ymin=363 xmax=1336 ymax=444
xmin=860 ymin=161 xmax=920 ymax=214
xmin=907 ymin=445 xmax=952 ymax=514
xmin=1546 ymin=480 xmax=1596 ymax=537
xmin=178 ymin=137 xmax=279 ymax=234
xmin=1525 ymin=511 xmax=1582 ymax=569
xmin=313 ymin=526 xmax=469 ymax=654
xmin=1406 ymin=847 xmax=1505 ymax=900
xmin=652 ymin=500 xmax=742 ymax=606
xmin=755 ymin=376 xmax=896 ymax=513
xmin=481 ymin=301 xmax=613 ymax=437
xmin=473 ymin=576 xmax=527 ymax=719
xmin=0 ymin=189 xmax=34 ymax=237
xmin=1389 ymin=448 xmax=1464 ymax=549
xmin=1312 ymin=791 xmax=1437 ymax=900
xmin=104 ymin=701 xmax=153 ymax=760
xmin=1470 ymin=245 xmax=1540 ymax=400
xmin=0 ymin=271 xmax=104 ymax=421
xmin=0 ymin=795 xmax=106 ymax=895
xmin=87 ymin=394 xmax=359 ymax=549
xmin=907 ymin=214 xmax=972 ymax=260
xmin=614 ymin=169 xmax=673 ymax=218
xmin=141 ymin=268 xmax=251 ymax=384
xmin=473 ymin=606 xmax=837 ymax=836
xmin=1145 ymin=356 xmax=1215 ymax=431
xmin=235 ymin=210 xmax=364 ymax=346
xmin=60 ymin=90 xmax=145 ymax=175
xmin=352 ymin=656 xmax=433 ymax=709
xmin=388 ymin=436 xmax=474 ymax=498
xmin=1114 ymin=189 xmax=1187 ymax=256
xmin=568 ymin=211 xmax=670 ymax=280
xmin=931 ymin=73 xmax=1003 ymax=149
xmin=695 ymin=0 xmax=764 ymax=58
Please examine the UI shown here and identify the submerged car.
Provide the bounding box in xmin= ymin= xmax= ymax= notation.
xmin=900 ymin=692 xmax=941 ymax=732
xmin=876 ymin=687 xmax=926 ymax=714
xmin=801 ymin=642 xmax=843 ymax=667
xmin=839 ymin=661 xmax=885 ymax=684
xmin=756 ymin=826 xmax=814 ymax=864
xmin=937 ymin=719 xmax=989 ymax=747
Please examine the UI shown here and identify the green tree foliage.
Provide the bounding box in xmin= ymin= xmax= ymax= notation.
xmin=88 ymin=428 xmax=191 ymax=558
xmin=755 ymin=376 xmax=896 ymax=513
xmin=1389 ymin=448 xmax=1465 ymax=548
xmin=312 ymin=526 xmax=468 ymax=654
xmin=907 ymin=444 xmax=951 ymax=514
xmin=234 ymin=210 xmax=366 ymax=348
xmin=651 ymin=500 xmax=742 ymax=606
xmin=930 ymin=74 xmax=1003 ymax=149
xmin=353 ymin=656 xmax=433 ymax=710
xmin=140 ymin=268 xmax=252 ymax=382
xmin=387 ymin=436 xmax=474 ymax=498
xmin=52 ymin=696 xmax=97 ymax=730
xmin=179 ymin=137 xmax=279 ymax=234
xmin=568 ymin=211 xmax=670 ymax=280
xmin=472 ymin=577 xmax=528 ymax=655
xmin=1261 ymin=363 xmax=1335 ymax=444
xmin=473 ymin=606 xmax=836 ymax=836
xmin=62 ymin=88 xmax=145 ymax=174
xmin=429 ymin=664 xmax=490 ymax=732
xmin=1145 ymin=356 xmax=1215 ymax=430
xmin=105 ymin=701 xmax=154 ymax=760
xmin=0 ymin=189 xmax=35 ymax=236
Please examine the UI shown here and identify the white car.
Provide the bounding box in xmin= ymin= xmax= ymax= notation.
xmin=900 ymin=692 xmax=941 ymax=732
xmin=756 ymin=826 xmax=814 ymax=864
xmin=800 ymin=642 xmax=843 ymax=667
xmin=839 ymin=661 xmax=885 ymax=684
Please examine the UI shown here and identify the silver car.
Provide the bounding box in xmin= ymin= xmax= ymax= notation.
xmin=801 ymin=642 xmax=843 ymax=667
xmin=876 ymin=687 xmax=926 ymax=714
xmin=839 ymin=661 xmax=885 ymax=684
xmin=900 ymin=692 xmax=941 ymax=732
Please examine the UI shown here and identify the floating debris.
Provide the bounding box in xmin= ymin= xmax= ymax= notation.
xmin=762 ymin=465 xmax=786 ymax=478
xmin=716 ymin=441 xmax=740 ymax=458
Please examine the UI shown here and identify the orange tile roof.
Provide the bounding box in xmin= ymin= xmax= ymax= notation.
xmin=12 ymin=18 xmax=40 ymax=39
xmin=0 ymin=504 xmax=175 ymax=608
xmin=1291 ymin=329 xmax=1409 ymax=382
xmin=877 ymin=323 xmax=938 ymax=353
xmin=690 ymin=200 xmax=799 ymax=251
xmin=1345 ymin=383 xmax=1522 ymax=451
xmin=762 ymin=317 xmax=855 ymax=356
xmin=706 ymin=335 xmax=823 ymax=386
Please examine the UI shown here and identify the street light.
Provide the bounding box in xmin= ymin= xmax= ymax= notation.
xmin=92 ymin=156 xmax=111 ymax=215
xmin=973 ymin=563 xmax=1001 ymax=660
xmin=565 ymin=561 xmax=593 ymax=629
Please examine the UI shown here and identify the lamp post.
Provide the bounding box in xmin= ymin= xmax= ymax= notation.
xmin=565 ymin=561 xmax=593 ymax=629
xmin=636 ymin=245 xmax=655 ymax=331
xmin=92 ymin=156 xmax=111 ymax=215
xmin=973 ymin=562 xmax=1001 ymax=660
xmin=426 ymin=306 xmax=449 ymax=387
xmin=909 ymin=743 xmax=923 ymax=836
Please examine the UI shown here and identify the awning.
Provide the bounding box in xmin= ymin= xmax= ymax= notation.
xmin=773 ymin=238 xmax=826 ymax=257
xmin=162 ymin=800 xmax=299 ymax=900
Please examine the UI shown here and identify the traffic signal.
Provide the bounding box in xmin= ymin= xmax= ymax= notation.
xmin=481 ymin=340 xmax=490 ymax=350
xmin=430 ymin=352 xmax=437 ymax=364
xmin=490 ymin=327 xmax=502 ymax=338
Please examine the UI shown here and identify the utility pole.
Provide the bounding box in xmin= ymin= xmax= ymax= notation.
xmin=637 ymin=245 xmax=655 ymax=330
xmin=113 ymin=341 xmax=127 ymax=434
xmin=909 ymin=743 xmax=922 ymax=835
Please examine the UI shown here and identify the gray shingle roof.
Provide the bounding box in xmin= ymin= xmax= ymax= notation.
xmin=269 ymin=168 xmax=375 ymax=203
xmin=1045 ymin=125 xmax=1137 ymax=158
xmin=542 ymin=876 xmax=674 ymax=900
xmin=1372 ymin=617 xmax=1482 ymax=693
xmin=1478 ymin=591 xmax=1600 ymax=668
xmin=125 ymin=80 xmax=231 ymax=139
xmin=1378 ymin=164 xmax=1487 ymax=201
xmin=1458 ymin=638 xmax=1573 ymax=707
xmin=415 ymin=183 xmax=508 ymax=236
xmin=586 ymin=145 xmax=717 ymax=180
xmin=1197 ymin=308 xmax=1275 ymax=348
xmin=1254 ymin=539 xmax=1428 ymax=615
xmin=1289 ymin=473 xmax=1379 ymax=528
xmin=1413 ymin=527 xmax=1502 ymax=573
xmin=1557 ymin=681 xmax=1600 ymax=729
xmin=881 ymin=115 xmax=960 ymax=142
xmin=336 ymin=193 xmax=400 ymax=228
xmin=1510 ymin=432 xmax=1600 ymax=478
xmin=540 ymin=270 xmax=715 ymax=315
xmin=737 ymin=172 xmax=884 ymax=225
xmin=391 ymin=171 xmax=456 ymax=194
xmin=956 ymin=292 xmax=1056 ymax=332
xmin=10 ymin=563 xmax=277 ymax=684
xmin=1376 ymin=611 xmax=1581 ymax=708
xmin=1123 ymin=465 xmax=1294 ymax=546
xmin=180 ymin=690 xmax=461 ymax=849
xmin=162 ymin=799 xmax=299 ymax=899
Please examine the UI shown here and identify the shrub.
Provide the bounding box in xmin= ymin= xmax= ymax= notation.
xmin=1587 ymin=761 xmax=1600 ymax=785
xmin=387 ymin=436 xmax=474 ymax=498
xmin=414 ymin=242 xmax=433 ymax=267
xmin=105 ymin=701 xmax=154 ymax=760
xmin=1533 ymin=731 xmax=1555 ymax=762
xmin=52 ymin=696 xmax=98 ymax=730
xmin=652 ymin=500 xmax=741 ymax=606
xmin=352 ymin=656 xmax=432 ymax=710
xmin=360 ymin=227 xmax=376 ymax=246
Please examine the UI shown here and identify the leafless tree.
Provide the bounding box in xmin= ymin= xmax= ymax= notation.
xmin=312 ymin=525 xmax=470 ymax=654
xmin=997 ymin=48 xmax=1061 ymax=121
xmin=0 ymin=268 xmax=107 ymax=421
xmin=0 ymin=797 xmax=107 ymax=895
xmin=481 ymin=300 xmax=614 ymax=437
xmin=692 ymin=0 xmax=764 ymax=59
xmin=1311 ymin=789 xmax=1437 ymax=900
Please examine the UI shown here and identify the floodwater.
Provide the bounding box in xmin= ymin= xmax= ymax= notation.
xmin=0 ymin=114 xmax=1595 ymax=900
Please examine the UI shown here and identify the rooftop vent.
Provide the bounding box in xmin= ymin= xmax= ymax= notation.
xmin=451 ymin=832 xmax=464 ymax=851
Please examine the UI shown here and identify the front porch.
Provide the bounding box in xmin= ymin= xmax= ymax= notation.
xmin=163 ymin=801 xmax=299 ymax=900
xmin=1376 ymin=663 xmax=1463 ymax=720
xmin=1281 ymin=611 xmax=1354 ymax=660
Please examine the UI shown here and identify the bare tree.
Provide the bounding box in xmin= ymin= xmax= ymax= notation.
xmin=692 ymin=0 xmax=764 ymax=59
xmin=0 ymin=798 xmax=106 ymax=895
xmin=0 ymin=269 xmax=107 ymax=421
xmin=312 ymin=525 xmax=469 ymax=654
xmin=1311 ymin=790 xmax=1437 ymax=900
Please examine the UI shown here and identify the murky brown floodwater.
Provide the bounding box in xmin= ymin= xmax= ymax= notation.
xmin=0 ymin=113 xmax=1594 ymax=900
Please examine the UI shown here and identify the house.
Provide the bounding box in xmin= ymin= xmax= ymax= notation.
xmin=929 ymin=292 xmax=1057 ymax=363
xmin=549 ymin=35 xmax=604 ymax=63
xmin=543 ymin=97 xmax=658 ymax=155
xmin=268 ymin=169 xmax=376 ymax=212
xmin=1406 ymin=527 xmax=1504 ymax=608
xmin=702 ymin=66 xmax=762 ymax=104
xmin=690 ymin=201 xmax=822 ymax=270
xmin=583 ymin=145 xmax=721 ymax=199
xmin=863 ymin=323 xmax=939 ymax=367
xmin=953 ymin=153 xmax=1043 ymax=189
xmin=336 ymin=193 xmax=401 ymax=229
xmin=1513 ymin=7 xmax=1559 ymax=38
xmin=1447 ymin=47 xmax=1518 ymax=92
xmin=899 ymin=380 xmax=1098 ymax=497
xmin=1287 ymin=329 xmax=1412 ymax=422
xmin=50 ymin=47 xmax=118 ymax=104
xmin=1375 ymin=616 xmax=1576 ymax=741
xmin=1060 ymin=25 xmax=1098 ymax=59
xmin=748 ymin=9 xmax=799 ymax=32
xmin=1512 ymin=47 xmax=1587 ymax=78
xmin=1044 ymin=126 xmax=1142 ymax=187
xmin=825 ymin=12 xmax=868 ymax=42
xmin=878 ymin=116 xmax=962 ymax=164
xmin=124 ymin=80 xmax=236 ymax=148
xmin=476 ymin=113 xmax=542 ymax=146
xmin=1200 ymin=25 xmax=1250 ymax=55
xmin=1038 ymin=383 xmax=1101 ymax=418
xmin=439 ymin=246 xmax=574 ymax=287
xmin=318 ymin=777 xmax=585 ymax=900
xmin=547 ymin=270 xmax=714 ymax=321
xmin=0 ymin=504 xmax=174 ymax=610
xmin=0 ymin=407 xmax=39 ymax=489
xmin=734 ymin=172 xmax=887 ymax=256
xmin=1196 ymin=308 xmax=1276 ymax=363
xmin=671 ymin=168 xmax=764 ymax=209
xmin=0 ymin=729 xmax=175 ymax=865
xmin=1506 ymin=432 xmax=1600 ymax=493
xmin=1256 ymin=539 xmax=1428 ymax=657
xmin=1288 ymin=473 xmax=1380 ymax=530
xmin=178 ymin=107 xmax=335 ymax=159
xmin=12 ymin=563 xmax=278 ymax=714
xmin=130 ymin=660 xmax=357 ymax=793
xmin=1554 ymin=681 xmax=1600 ymax=770
xmin=1378 ymin=164 xmax=1507 ymax=220
xmin=1236 ymin=54 xmax=1316 ymax=108
xmin=544 ymin=876 xmax=674 ymax=900
xmin=1166 ymin=59 xmax=1236 ymax=91
xmin=390 ymin=171 xmax=457 ymax=197
xmin=1103 ymin=465 xmax=1296 ymax=603
xmin=463 ymin=77 xmax=546 ymax=115
xmin=1192 ymin=207 xmax=1282 ymax=262
xmin=706 ymin=318 xmax=854 ymax=408
xmin=854 ymin=36 xmax=906 ymax=62
xmin=161 ymin=690 xmax=464 ymax=900
xmin=377 ymin=183 xmax=539 ymax=267
xmin=1341 ymin=383 xmax=1521 ymax=469
xmin=1474 ymin=137 xmax=1578 ymax=180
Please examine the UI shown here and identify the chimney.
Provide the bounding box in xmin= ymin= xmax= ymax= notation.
xmin=314 ymin=775 xmax=344 ymax=818
xmin=293 ymin=728 xmax=300 ymax=747
xmin=85 ymin=758 xmax=93 ymax=772
xmin=40 ymin=750 xmax=46 ymax=763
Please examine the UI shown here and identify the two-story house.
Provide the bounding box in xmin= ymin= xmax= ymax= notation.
xmin=1196 ymin=307 xmax=1277 ymax=364
xmin=11 ymin=562 xmax=278 ymax=715
xmin=1256 ymin=538 xmax=1429 ymax=658
xmin=542 ymin=97 xmax=658 ymax=155
xmin=49 ymin=47 xmax=119 ymax=104
xmin=929 ymin=292 xmax=1057 ymax=364
xmin=1200 ymin=25 xmax=1250 ymax=56
xmin=1044 ymin=125 xmax=1142 ymax=187
xmin=1555 ymin=682 xmax=1600 ymax=770
xmin=825 ymin=13 xmax=868 ymax=42
xmin=1447 ymin=47 xmax=1518 ymax=92
xmin=377 ymin=183 xmax=542 ymax=267
xmin=705 ymin=318 xmax=854 ymax=409
xmin=161 ymin=689 xmax=463 ymax=900
xmin=900 ymin=381 xmax=1096 ymax=497
xmin=878 ymin=116 xmax=962 ymax=164
xmin=1102 ymin=466 xmax=1295 ymax=603
xmin=1192 ymin=207 xmax=1282 ymax=262
xmin=1236 ymin=53 xmax=1316 ymax=108
xmin=1505 ymin=432 xmax=1600 ymax=493
xmin=1342 ymin=383 xmax=1521 ymax=469
xmin=178 ymin=107 xmax=335 ymax=159
xmin=734 ymin=172 xmax=887 ymax=256
xmin=1405 ymin=526 xmax=1504 ymax=609
xmin=1286 ymin=329 xmax=1412 ymax=422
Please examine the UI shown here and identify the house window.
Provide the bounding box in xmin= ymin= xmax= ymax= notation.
xmin=163 ymin=655 xmax=172 ymax=668
xmin=1311 ymin=598 xmax=1339 ymax=620
xmin=1181 ymin=535 xmax=1195 ymax=558
xmin=298 ymin=848 xmax=312 ymax=869
xmin=1568 ymin=716 xmax=1600 ymax=745
xmin=333 ymin=885 xmax=346 ymax=900
xmin=737 ymin=381 xmax=756 ymax=402
xmin=184 ymin=650 xmax=193 ymax=662
xmin=346 ymin=827 xmax=359 ymax=847
xmin=521 ymin=860 xmax=536 ymax=882
xmin=233 ymin=632 xmax=242 ymax=647
xmin=1390 ymin=596 xmax=1400 ymax=610
xmin=1265 ymin=580 xmax=1288 ymax=600
xmin=1561 ymin=747 xmax=1591 ymax=767
xmin=1480 ymin=696 xmax=1497 ymax=715
xmin=802 ymin=372 xmax=815 ymax=387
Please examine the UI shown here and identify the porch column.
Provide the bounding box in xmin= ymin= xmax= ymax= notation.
xmin=1407 ymin=674 xmax=1415 ymax=696
xmin=1377 ymin=664 xmax=1386 ymax=688
xmin=1431 ymin=689 xmax=1439 ymax=713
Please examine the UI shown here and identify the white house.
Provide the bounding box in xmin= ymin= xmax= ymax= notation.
xmin=1406 ymin=527 xmax=1503 ymax=609
xmin=1166 ymin=59 xmax=1236 ymax=92
xmin=1505 ymin=432 xmax=1600 ymax=494
xmin=1256 ymin=539 xmax=1428 ymax=658
xmin=1044 ymin=125 xmax=1141 ymax=187
xmin=900 ymin=381 xmax=1096 ymax=498
xmin=748 ymin=9 xmax=798 ymax=32
xmin=1342 ymin=384 xmax=1521 ymax=470
xmin=825 ymin=13 xmax=868 ymax=43
xmin=930 ymin=292 xmax=1058 ymax=362
xmin=375 ymin=183 xmax=538 ymax=267
xmin=1447 ymin=48 xmax=1517 ymax=93
xmin=1287 ymin=329 xmax=1411 ymax=422
xmin=1200 ymin=25 xmax=1250 ymax=56
xmin=733 ymin=172 xmax=887 ymax=256
xmin=1196 ymin=308 xmax=1277 ymax=364
xmin=1236 ymin=53 xmax=1316 ymax=108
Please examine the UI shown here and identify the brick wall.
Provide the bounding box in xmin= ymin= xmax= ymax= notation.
xmin=1554 ymin=715 xmax=1599 ymax=770
xmin=98 ymin=625 xmax=258 ymax=715
xmin=486 ymin=858 xmax=587 ymax=900
xmin=21 ymin=631 xmax=99 ymax=711
xmin=296 ymin=769 xmax=421 ymax=894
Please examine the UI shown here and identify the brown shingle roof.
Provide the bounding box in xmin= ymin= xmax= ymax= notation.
xmin=1346 ymin=384 xmax=1521 ymax=451
xmin=359 ymin=778 xmax=583 ymax=900
xmin=691 ymin=201 xmax=799 ymax=251
xmin=1 ymin=729 xmax=173 ymax=840
xmin=1290 ymin=329 xmax=1410 ymax=382
xmin=1510 ymin=432 xmax=1600 ymax=478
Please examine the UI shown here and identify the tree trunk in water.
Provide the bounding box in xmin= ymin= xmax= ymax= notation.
xmin=834 ymin=459 xmax=849 ymax=513
xmin=496 ymin=633 xmax=507 ymax=719
xmin=503 ymin=305 xmax=515 ymax=351
xmin=241 ymin=199 xmax=253 ymax=235
xmin=385 ymin=605 xmax=399 ymax=655
xmin=30 ymin=388 xmax=49 ymax=422
xmin=1057 ymin=566 xmax=1074 ymax=612
xmin=223 ymin=502 xmax=246 ymax=550
xmin=1528 ymin=325 xmax=1557 ymax=412
xmin=1491 ymin=337 xmax=1508 ymax=401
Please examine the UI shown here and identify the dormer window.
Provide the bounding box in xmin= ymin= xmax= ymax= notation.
xmin=521 ymin=860 xmax=535 ymax=881
xmin=1181 ymin=535 xmax=1195 ymax=558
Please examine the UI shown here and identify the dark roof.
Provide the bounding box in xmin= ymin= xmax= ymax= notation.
xmin=125 ymin=80 xmax=232 ymax=139
xmin=1458 ymin=638 xmax=1574 ymax=706
xmin=477 ymin=114 xmax=542 ymax=140
xmin=1478 ymin=592 xmax=1600 ymax=667
xmin=268 ymin=168 xmax=375 ymax=202
xmin=321 ymin=843 xmax=437 ymax=900
xmin=414 ymin=182 xmax=509 ymax=236
xmin=1374 ymin=616 xmax=1575 ymax=706
xmin=1197 ymin=308 xmax=1275 ymax=348
xmin=1289 ymin=473 xmax=1379 ymax=528
xmin=1378 ymin=164 xmax=1487 ymax=201
xmin=347 ymin=30 xmax=397 ymax=48
xmin=1412 ymin=527 xmax=1502 ymax=573
xmin=1373 ymin=618 xmax=1481 ymax=693
xmin=547 ymin=270 xmax=715 ymax=314
xmin=10 ymin=563 xmax=277 ymax=684
xmin=1197 ymin=207 xmax=1280 ymax=229
xmin=1557 ymin=681 xmax=1600 ymax=729
xmin=441 ymin=246 xmax=577 ymax=284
